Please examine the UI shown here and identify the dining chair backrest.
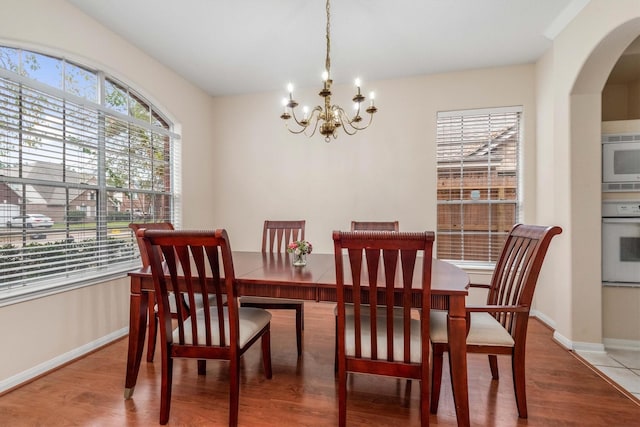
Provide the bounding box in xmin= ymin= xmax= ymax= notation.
xmin=140 ymin=229 xmax=239 ymax=349
xmin=350 ymin=221 xmax=399 ymax=232
xmin=262 ymin=220 xmax=305 ymax=253
xmin=486 ymin=224 xmax=563 ymax=339
xmin=333 ymin=230 xmax=434 ymax=364
xmin=129 ymin=222 xmax=174 ymax=267
xmin=332 ymin=230 xmax=434 ymax=426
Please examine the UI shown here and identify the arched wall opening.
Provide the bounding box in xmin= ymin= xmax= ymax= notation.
xmin=542 ymin=8 xmax=640 ymax=349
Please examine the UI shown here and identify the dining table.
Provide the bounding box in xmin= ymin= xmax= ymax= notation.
xmin=124 ymin=251 xmax=471 ymax=426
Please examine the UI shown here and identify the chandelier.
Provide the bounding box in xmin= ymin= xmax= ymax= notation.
xmin=279 ymin=0 xmax=378 ymax=142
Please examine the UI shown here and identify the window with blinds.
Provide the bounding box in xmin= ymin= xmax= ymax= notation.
xmin=0 ymin=47 xmax=177 ymax=293
xmin=436 ymin=106 xmax=521 ymax=265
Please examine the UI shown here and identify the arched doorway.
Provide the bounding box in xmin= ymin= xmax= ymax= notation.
xmin=534 ymin=4 xmax=640 ymax=360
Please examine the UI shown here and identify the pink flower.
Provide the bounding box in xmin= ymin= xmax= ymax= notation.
xmin=287 ymin=240 xmax=312 ymax=255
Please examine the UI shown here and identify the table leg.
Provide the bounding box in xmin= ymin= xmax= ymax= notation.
xmin=124 ymin=282 xmax=149 ymax=399
xmin=447 ymin=297 xmax=470 ymax=427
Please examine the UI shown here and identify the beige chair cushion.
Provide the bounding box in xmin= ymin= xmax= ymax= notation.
xmin=430 ymin=310 xmax=515 ymax=347
xmin=344 ymin=313 xmax=423 ymax=363
xmin=174 ymin=306 xmax=271 ymax=348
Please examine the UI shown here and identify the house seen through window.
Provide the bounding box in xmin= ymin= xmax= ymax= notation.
xmin=436 ymin=106 xmax=521 ymax=265
xmin=0 ymin=47 xmax=178 ymax=293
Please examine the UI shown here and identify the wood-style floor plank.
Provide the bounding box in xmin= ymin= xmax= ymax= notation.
xmin=0 ymin=302 xmax=638 ymax=426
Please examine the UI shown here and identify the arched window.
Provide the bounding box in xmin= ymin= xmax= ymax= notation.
xmin=0 ymin=47 xmax=178 ymax=294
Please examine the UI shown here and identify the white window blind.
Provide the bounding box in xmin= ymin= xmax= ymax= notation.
xmin=436 ymin=106 xmax=521 ymax=265
xmin=0 ymin=47 xmax=176 ymax=292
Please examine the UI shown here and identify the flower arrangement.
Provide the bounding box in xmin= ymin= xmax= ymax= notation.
xmin=287 ymin=240 xmax=313 ymax=255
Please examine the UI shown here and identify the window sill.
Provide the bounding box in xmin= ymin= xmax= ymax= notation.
xmin=0 ymin=261 xmax=139 ymax=308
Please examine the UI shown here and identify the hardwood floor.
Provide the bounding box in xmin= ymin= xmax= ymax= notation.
xmin=0 ymin=302 xmax=638 ymax=426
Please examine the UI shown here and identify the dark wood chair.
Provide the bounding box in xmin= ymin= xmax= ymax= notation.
xmin=129 ymin=222 xmax=176 ymax=363
xmin=139 ymin=229 xmax=272 ymax=426
xmin=240 ymin=220 xmax=305 ymax=356
xmin=333 ymin=230 xmax=435 ymax=427
xmin=350 ymin=220 xmax=399 ymax=231
xmin=429 ymin=224 xmax=562 ymax=418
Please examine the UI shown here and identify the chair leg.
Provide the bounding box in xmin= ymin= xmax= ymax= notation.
xmin=197 ymin=360 xmax=206 ymax=375
xmin=262 ymin=328 xmax=273 ymax=379
xmin=296 ymin=304 xmax=303 ymax=357
xmin=512 ymin=347 xmax=528 ymax=418
xmin=147 ymin=300 xmax=157 ymax=362
xmin=419 ymin=379 xmax=429 ymax=427
xmin=229 ymin=355 xmax=240 ymax=427
xmin=338 ymin=361 xmax=347 ymax=427
xmin=159 ymin=354 xmax=173 ymax=425
xmin=334 ymin=317 xmax=338 ymax=373
xmin=430 ymin=345 xmax=445 ymax=414
xmin=488 ymin=354 xmax=499 ymax=379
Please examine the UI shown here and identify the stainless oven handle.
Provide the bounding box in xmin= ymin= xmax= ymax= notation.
xmin=602 ymin=217 xmax=640 ymax=224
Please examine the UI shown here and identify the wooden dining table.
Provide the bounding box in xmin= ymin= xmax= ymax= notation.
xmin=125 ymin=251 xmax=471 ymax=426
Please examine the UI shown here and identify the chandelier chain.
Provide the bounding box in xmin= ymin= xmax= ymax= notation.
xmin=325 ymin=0 xmax=331 ymax=75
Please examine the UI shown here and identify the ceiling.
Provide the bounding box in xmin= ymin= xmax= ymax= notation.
xmin=67 ymin=0 xmax=589 ymax=97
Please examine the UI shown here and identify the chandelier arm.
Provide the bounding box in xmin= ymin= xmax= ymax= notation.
xmin=334 ymin=109 xmax=358 ymax=136
xmin=347 ymin=113 xmax=375 ymax=132
xmin=353 ymin=102 xmax=362 ymax=118
xmin=333 ymin=105 xmax=365 ymax=133
xmin=306 ymin=111 xmax=322 ymax=138
xmin=290 ymin=105 xmax=323 ymax=129
xmin=285 ymin=123 xmax=311 ymax=135
xmin=289 ymin=108 xmax=308 ymax=128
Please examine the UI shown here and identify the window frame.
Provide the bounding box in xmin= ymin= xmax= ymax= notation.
xmin=436 ymin=106 xmax=522 ymax=268
xmin=0 ymin=47 xmax=180 ymax=304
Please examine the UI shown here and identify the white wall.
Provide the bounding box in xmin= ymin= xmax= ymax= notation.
xmin=209 ymin=66 xmax=538 ymax=254
xmin=535 ymin=0 xmax=640 ymax=348
xmin=0 ymin=0 xmax=216 ymax=388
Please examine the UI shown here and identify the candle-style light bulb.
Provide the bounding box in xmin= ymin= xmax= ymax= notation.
xmin=355 ymin=78 xmax=361 ymax=87
xmin=369 ymin=92 xmax=376 ymax=106
xmin=282 ymin=98 xmax=288 ymax=113
xmin=322 ymin=70 xmax=329 ymax=81
xmin=287 ymin=83 xmax=294 ymax=94
xmin=303 ymin=106 xmax=309 ymax=119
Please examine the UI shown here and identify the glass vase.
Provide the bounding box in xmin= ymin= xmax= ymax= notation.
xmin=293 ymin=252 xmax=307 ymax=266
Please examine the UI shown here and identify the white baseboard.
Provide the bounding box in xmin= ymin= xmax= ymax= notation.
xmin=549 ymin=327 xmax=606 ymax=352
xmin=0 ymin=327 xmax=128 ymax=394
xmin=532 ymin=311 xmax=640 ymax=353
xmin=531 ymin=310 xmax=607 ymax=352
xmin=551 ymin=330 xmax=574 ymax=350
xmin=530 ymin=309 xmax=556 ymax=329
xmin=572 ymin=341 xmax=606 ymax=352
xmin=603 ymin=337 xmax=640 ymax=351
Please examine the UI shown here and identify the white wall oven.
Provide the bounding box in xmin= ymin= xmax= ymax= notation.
xmin=602 ymin=136 xmax=640 ymax=192
xmin=602 ymin=201 xmax=640 ymax=286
